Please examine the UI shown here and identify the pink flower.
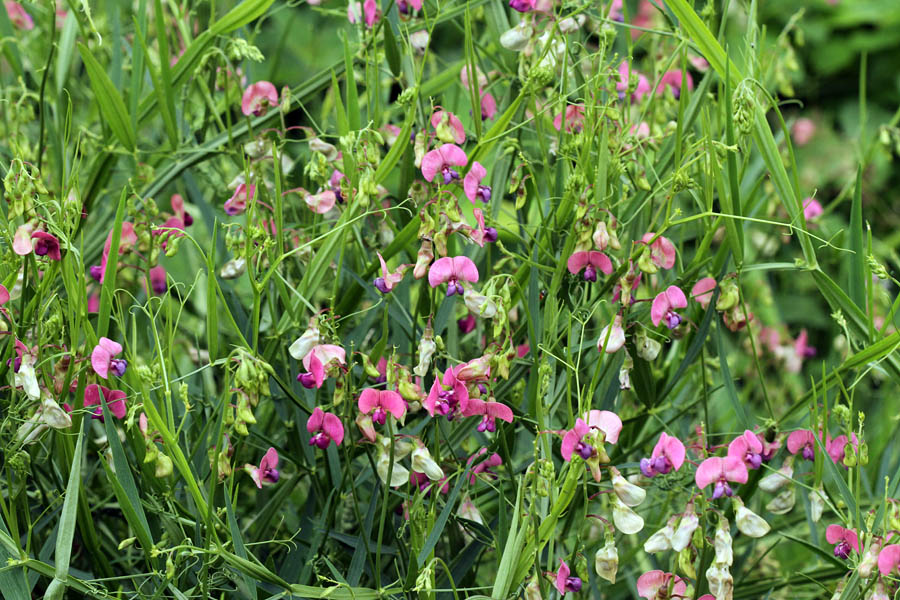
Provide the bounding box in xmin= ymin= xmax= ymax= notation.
xmin=225 ymin=183 xmax=255 ymax=215
xmin=554 ymin=559 xmax=582 ymax=594
xmin=461 ymin=397 xmax=513 ymax=432
xmin=241 ymin=81 xmax=278 ymax=117
xmin=553 ymin=104 xmax=585 ymax=133
xmin=396 ymin=0 xmax=422 ymax=15
xmin=297 ymin=344 xmax=346 ymax=389
xmin=695 ymin=456 xmax=748 ymax=499
xmin=826 ymin=433 xmax=858 ymax=465
xmin=651 ymin=286 xmax=688 ymax=329
xmin=640 ymin=233 xmax=677 ymax=269
xmin=358 ymin=388 xmax=406 ymax=425
xmin=560 ymin=410 xmax=622 ymax=477
xmin=424 ymin=365 xmax=469 ymax=419
xmin=430 ymin=110 xmax=466 ymax=144
xmin=616 ymin=62 xmax=651 ymax=102
xmin=457 ymin=314 xmax=476 ymax=333
xmin=0 ymin=284 xmax=9 ymax=305
xmin=463 ymin=162 xmax=491 ymax=204
xmin=691 ymin=277 xmax=717 ymax=309
xmin=567 ymin=251 xmax=613 ymax=282
xmin=455 ymin=356 xmax=491 ymax=381
xmin=246 ymin=447 xmax=280 ymax=488
xmin=374 ymin=252 xmax=407 ymax=293
xmin=787 ymin=430 xmax=817 ymax=461
xmin=83 ymin=384 xmax=127 ymax=420
xmin=149 ymin=265 xmax=167 ymax=295
xmin=307 ymin=407 xmax=344 ymax=449
xmin=727 ymin=430 xmax=764 ymax=470
xmin=93 ymin=222 xmax=139 ymax=283
xmin=640 ymin=432 xmax=686 ymax=477
xmin=5 ymin=2 xmax=33 ymax=30
xmin=31 ymin=231 xmax=62 ymax=260
xmin=421 ymin=143 xmax=468 ymax=183
xmin=363 ymin=0 xmax=379 ymax=26
xmin=480 ymin=91 xmax=497 ymax=120
xmin=655 ymin=70 xmax=694 ymax=98
xmin=878 ymin=545 xmax=900 ymax=576
xmin=637 ymin=570 xmax=686 ymax=600
xmin=803 ymin=197 xmax=823 ymax=221
xmin=12 ymin=223 xmax=34 ymax=255
xmin=91 ymin=337 xmax=127 ymax=379
xmin=305 ymin=190 xmax=336 ymax=214
xmin=792 ymin=117 xmax=816 ymax=146
xmin=826 ymin=524 xmax=859 ymax=559
xmin=469 ymin=449 xmax=502 ymax=483
xmin=428 ymin=256 xmax=479 ymax=296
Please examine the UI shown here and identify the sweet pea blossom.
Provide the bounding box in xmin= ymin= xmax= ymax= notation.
xmin=31 ymin=231 xmax=62 ymax=260
xmin=792 ymin=117 xmax=816 ymax=146
xmin=225 ymin=183 xmax=255 ymax=215
xmin=92 ymin=222 xmax=139 ymax=283
xmin=567 ymin=251 xmax=613 ymax=282
xmin=554 ymin=559 xmax=582 ymax=594
xmin=597 ymin=315 xmax=626 ymax=353
xmin=825 ymin=525 xmax=859 ymax=559
xmin=560 ymin=410 xmax=622 ymax=482
xmin=245 ymin=447 xmax=280 ymax=488
xmin=553 ymin=104 xmax=585 ymax=133
xmin=640 ymin=432 xmax=686 ymax=477
xmin=5 ymin=2 xmax=33 ymax=30
xmin=787 ymin=429 xmax=855 ymax=464
xmin=374 ymin=252 xmax=408 ymax=293
xmin=304 ymin=190 xmax=337 ymax=214
xmin=636 ymin=570 xmax=686 ymax=600
xmin=695 ymin=456 xmax=748 ymax=499
xmin=480 ymin=91 xmax=497 ymax=120
xmin=297 ymin=344 xmax=346 ymax=389
xmin=358 ymin=388 xmax=406 ymax=425
xmin=307 ymin=407 xmax=344 ymax=449
xmin=878 ymin=545 xmax=900 ymax=576
xmin=691 ymin=277 xmax=717 ymax=308
xmin=91 ymin=337 xmax=127 ymax=379
xmin=149 ymin=265 xmax=168 ymax=295
xmin=727 ymin=430 xmax=765 ymax=470
xmin=431 ymin=110 xmax=466 ymax=144
xmin=655 ymin=70 xmax=694 ymax=98
xmin=461 ymin=397 xmax=513 ymax=432
xmin=651 ymin=286 xmax=688 ymax=329
xmin=396 ymin=0 xmax=422 ymax=15
xmin=83 ymin=384 xmax=127 ymax=420
xmin=509 ymin=0 xmax=535 ymax=12
xmin=348 ymin=0 xmax=379 ymax=26
xmin=421 ymin=144 xmax=468 ymax=183
xmin=428 ymin=256 xmax=479 ymax=296
xmin=803 ymin=197 xmax=823 ymax=221
xmin=424 ymin=364 xmax=469 ymax=419
xmin=616 ymin=61 xmax=651 ymax=102
xmin=463 ymin=162 xmax=491 ymax=204
xmin=640 ymin=233 xmax=677 ymax=270
xmin=241 ymin=81 xmax=278 ymax=117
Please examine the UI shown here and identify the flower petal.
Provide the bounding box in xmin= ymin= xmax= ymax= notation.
xmin=451 ymin=256 xmax=479 ymax=283
xmin=322 ymin=412 xmax=344 ymax=446
xmin=428 ymin=257 xmax=454 ymax=287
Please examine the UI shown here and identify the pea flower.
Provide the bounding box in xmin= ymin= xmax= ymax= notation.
xmin=639 ymin=233 xmax=676 ymax=272
xmin=91 ymin=337 xmax=128 ymax=379
xmin=307 ymin=407 xmax=344 ymax=449
xmin=424 ymin=364 xmax=468 ymax=419
xmin=803 ymin=197 xmax=823 ymax=221
xmin=348 ymin=0 xmax=379 ymax=27
xmin=92 ymin=222 xmax=139 ymax=283
xmin=15 ymin=392 xmax=71 ymax=445
xmin=567 ymin=251 xmax=613 ymax=282
xmin=305 ymin=190 xmax=337 ymax=214
xmin=655 ymin=70 xmax=694 ymax=98
xmin=509 ymin=0 xmax=535 ymax=12
xmin=431 ymin=110 xmax=466 ymax=144
xmin=421 ymin=143 xmax=468 ymax=184
xmin=374 ymin=252 xmax=408 ymax=294
xmin=610 ymin=466 xmax=646 ymax=506
xmin=83 ymin=384 xmax=127 ymax=420
xmin=560 ymin=409 xmax=622 ymax=482
xmin=553 ymin=104 xmax=585 ymax=133
xmin=396 ymin=0 xmax=422 ymax=15
xmin=469 ymin=449 xmax=502 ymax=483
xmin=5 ymin=2 xmax=33 ymax=30
xmin=225 ymin=183 xmax=255 ymax=215
xmin=31 ymin=231 xmax=62 ymax=260
xmin=792 ymin=117 xmax=816 ymax=146
xmin=554 ymin=559 xmax=582 ymax=595
xmin=461 ymin=397 xmax=513 ymax=432
xmin=428 ymin=256 xmax=479 ymax=296
xmin=651 ymin=286 xmax=688 ymax=329
xmin=758 ymin=458 xmax=794 ymax=493
xmin=480 ymin=91 xmax=497 ymax=120
xmin=241 ymin=81 xmax=278 ymax=116
xmin=728 ymin=430 xmax=764 ymax=470
xmin=636 ymin=570 xmax=686 ymax=600
xmin=877 ymin=544 xmax=900 ymax=576
xmin=597 ymin=315 xmax=626 ymax=353
xmin=616 ymin=61 xmax=651 ymax=102
xmin=463 ymin=162 xmax=491 ymax=204
xmin=640 ymin=432 xmax=686 ymax=477
xmin=289 ymin=322 xmax=321 ymax=362
xmin=691 ymin=277 xmax=717 ymax=308
xmin=149 ymin=265 xmax=167 ymax=295
xmin=13 ymin=340 xmax=40 ymax=400
xmin=644 ymin=519 xmax=675 ymax=553
xmin=245 ymin=447 xmax=280 ymax=488
xmin=297 ymin=344 xmax=346 ymax=389
xmin=411 ymin=441 xmax=444 ymax=480
xmin=825 ymin=525 xmax=859 ymax=559
xmin=595 ymin=538 xmax=618 ymax=583
xmin=695 ymin=456 xmax=748 ymax=499
xmin=733 ymin=497 xmax=770 ymax=537
xmin=375 ymin=435 xmax=413 ymax=486
xmin=358 ymin=388 xmax=406 ymax=425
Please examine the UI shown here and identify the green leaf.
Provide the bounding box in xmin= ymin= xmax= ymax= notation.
xmin=44 ymin=423 xmax=85 ymax=600
xmin=848 ymin=167 xmax=865 ymax=310
xmin=97 ymin=189 xmax=128 ymax=340
xmin=55 ymin=12 xmax=78 ymax=96
xmin=77 ymin=43 xmax=136 ymax=150
xmin=382 ymin=20 xmax=401 ymax=78
xmin=343 ymin=35 xmax=360 ymax=131
xmin=417 ymin=466 xmax=470 ymax=566
xmin=716 ymin=319 xmax=751 ymax=429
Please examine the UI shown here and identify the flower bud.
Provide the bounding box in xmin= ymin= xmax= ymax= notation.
xmin=858 ymin=536 xmax=882 ymax=579
xmin=414 ymin=324 xmax=437 ymax=377
xmin=413 ymin=240 xmax=434 ymax=279
xmin=594 ymin=539 xmax=618 ymax=583
xmin=592 ymin=221 xmax=610 ymax=250
xmin=716 ymin=280 xmax=740 ymax=311
xmin=734 ymin=498 xmax=770 ymax=538
xmin=611 ymin=496 xmax=644 ymax=534
xmin=356 ymin=412 xmax=376 ymax=442
xmin=611 ymin=467 xmax=646 ymax=507
xmin=714 ymin=518 xmax=733 ymax=566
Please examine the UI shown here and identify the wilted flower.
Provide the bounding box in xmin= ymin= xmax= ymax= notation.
xmin=595 ymin=538 xmax=618 ymax=583
xmin=733 ymin=497 xmax=770 ymax=538
xmin=610 ymin=466 xmax=646 ymax=506
xmin=611 ymin=496 xmax=644 ymax=534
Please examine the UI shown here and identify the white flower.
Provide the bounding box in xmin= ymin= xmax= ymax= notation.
xmin=15 ymin=353 xmax=40 ymax=400
xmin=705 ymin=564 xmax=733 ymax=600
xmin=734 ymin=498 xmax=770 ymax=538
xmin=288 ymin=324 xmax=321 ymax=360
xmin=500 ymin=22 xmax=533 ymax=52
xmin=411 ymin=443 xmax=444 ymax=481
xmin=714 ymin=518 xmax=733 ymax=566
xmin=611 ymin=467 xmax=645 ymax=506
xmin=643 ymin=520 xmax=674 ymax=553
xmin=464 ymin=289 xmax=498 ymax=318
xmin=810 ymin=486 xmax=826 ymax=523
xmin=765 ymin=487 xmax=795 ymax=515
xmin=409 ymin=30 xmax=430 ymax=54
xmin=598 ymin=316 xmax=626 ymax=354
xmin=40 ymin=394 xmax=71 ymax=429
xmin=672 ymin=509 xmax=699 ymax=552
xmin=594 ymin=539 xmax=618 ymax=583
xmin=220 ymin=257 xmax=247 ymax=280
xmin=635 ymin=330 xmax=661 ymax=361
xmin=611 ymin=496 xmax=644 ymax=534
xmin=759 ymin=460 xmax=794 ymax=493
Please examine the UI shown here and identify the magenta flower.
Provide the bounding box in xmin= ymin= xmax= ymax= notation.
xmin=695 ymin=456 xmax=748 ymax=499
xmin=31 ymin=231 xmax=62 ymax=260
xmin=5 ymin=2 xmax=33 ymax=30
xmin=307 ymin=407 xmax=344 ymax=449
xmin=727 ymin=430 xmax=765 ymax=470
xmin=424 ymin=365 xmax=469 ymax=419
xmin=83 ymin=384 xmax=127 ymax=420
xmin=247 ymin=447 xmax=280 ymax=488
xmin=428 ymin=256 xmax=479 ymax=296
xmin=636 ymin=571 xmax=686 ymax=600
xmin=878 ymin=545 xmax=900 ymax=576
xmin=374 ymin=252 xmax=407 ymax=294
xmin=348 ymin=0 xmax=380 ymax=26
xmin=554 ymin=559 xmax=582 ymax=594
xmin=480 ymin=91 xmax=497 ymax=120
xmin=421 ymin=143 xmax=468 ymax=183
xmin=225 ymin=183 xmax=255 ymax=215
xmin=396 ymin=0 xmax=422 ymax=15
xmin=787 ymin=430 xmax=817 ymax=461
xmin=826 ymin=525 xmax=859 ymax=559
xmin=0 ymin=284 xmax=9 ymax=305
xmin=93 ymin=222 xmax=139 ymax=283
xmin=640 ymin=432 xmax=686 ymax=477
xmin=463 ymin=161 xmax=491 ymax=204
xmin=457 ymin=314 xmax=476 ymax=333
xmin=561 ymin=410 xmax=622 ymax=481
xmin=149 ymin=265 xmax=167 ymax=295
xmin=430 ymin=110 xmax=466 ymax=144
xmin=358 ymin=388 xmax=406 ymax=425
xmin=553 ymin=104 xmax=585 ymax=133
xmin=241 ymin=81 xmax=278 ymax=117
xmin=655 ymin=70 xmax=694 ymax=98
xmin=651 ymin=286 xmax=688 ymax=329
xmin=297 ymin=344 xmax=346 ymax=389
xmin=640 ymin=233 xmax=677 ymax=269
xmin=803 ymin=197 xmax=823 ymax=221
xmin=792 ymin=118 xmax=816 ymax=146
xmin=616 ymin=61 xmax=651 ymax=102
xmin=691 ymin=277 xmax=717 ymax=309
xmin=91 ymin=337 xmax=127 ymax=379
xmin=304 ymin=190 xmax=336 ymax=214
xmin=469 ymin=450 xmax=502 ymax=483
xmin=567 ymin=251 xmax=613 ymax=282
xmin=461 ymin=397 xmax=513 ymax=432
xmin=170 ymin=194 xmax=193 ymax=227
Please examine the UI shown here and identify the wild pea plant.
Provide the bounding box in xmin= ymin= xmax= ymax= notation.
xmin=1 ymin=0 xmax=899 ymax=598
